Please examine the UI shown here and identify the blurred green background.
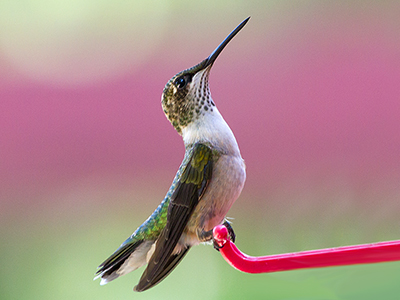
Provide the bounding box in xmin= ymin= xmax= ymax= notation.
xmin=1 ymin=1 xmax=400 ymax=299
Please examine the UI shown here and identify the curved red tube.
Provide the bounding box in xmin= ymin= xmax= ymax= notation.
xmin=213 ymin=225 xmax=400 ymax=274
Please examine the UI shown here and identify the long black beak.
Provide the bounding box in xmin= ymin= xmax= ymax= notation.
xmin=203 ymin=17 xmax=250 ymax=69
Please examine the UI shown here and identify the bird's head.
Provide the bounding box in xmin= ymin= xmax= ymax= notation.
xmin=161 ymin=17 xmax=249 ymax=135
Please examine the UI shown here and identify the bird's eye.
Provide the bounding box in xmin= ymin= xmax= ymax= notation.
xmin=174 ymin=75 xmax=190 ymax=89
xmin=175 ymin=76 xmax=186 ymax=89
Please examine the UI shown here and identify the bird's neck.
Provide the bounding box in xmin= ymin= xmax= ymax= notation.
xmin=182 ymin=106 xmax=241 ymax=157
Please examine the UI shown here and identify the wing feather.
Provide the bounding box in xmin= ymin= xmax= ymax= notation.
xmin=134 ymin=143 xmax=213 ymax=291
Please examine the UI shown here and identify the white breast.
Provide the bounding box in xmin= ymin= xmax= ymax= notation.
xmin=181 ymin=103 xmax=246 ymax=246
xmin=182 ymin=106 xmax=241 ymax=157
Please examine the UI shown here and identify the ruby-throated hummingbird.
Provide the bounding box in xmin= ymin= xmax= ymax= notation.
xmin=95 ymin=17 xmax=249 ymax=292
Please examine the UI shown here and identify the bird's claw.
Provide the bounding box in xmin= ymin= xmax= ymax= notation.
xmin=213 ymin=221 xmax=236 ymax=251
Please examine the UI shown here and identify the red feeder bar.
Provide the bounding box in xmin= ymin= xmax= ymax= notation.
xmin=213 ymin=225 xmax=400 ymax=274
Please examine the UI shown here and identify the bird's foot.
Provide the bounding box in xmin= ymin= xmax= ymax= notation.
xmin=213 ymin=221 xmax=235 ymax=251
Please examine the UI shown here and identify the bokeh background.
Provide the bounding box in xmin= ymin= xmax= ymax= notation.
xmin=1 ymin=1 xmax=400 ymax=299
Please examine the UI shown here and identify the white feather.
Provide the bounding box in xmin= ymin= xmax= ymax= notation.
xmin=116 ymin=240 xmax=154 ymax=276
xmin=182 ymin=105 xmax=240 ymax=157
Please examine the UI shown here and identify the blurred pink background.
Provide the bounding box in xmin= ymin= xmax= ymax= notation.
xmin=2 ymin=1 xmax=399 ymax=217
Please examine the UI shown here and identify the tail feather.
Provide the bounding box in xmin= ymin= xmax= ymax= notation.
xmin=95 ymin=239 xmax=154 ymax=284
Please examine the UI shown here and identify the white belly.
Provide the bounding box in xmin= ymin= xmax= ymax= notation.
xmin=186 ymin=154 xmax=246 ymax=242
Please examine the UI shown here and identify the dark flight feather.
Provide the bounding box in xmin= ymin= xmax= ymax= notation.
xmin=134 ymin=143 xmax=213 ymax=292
xmin=96 ymin=240 xmax=144 ymax=279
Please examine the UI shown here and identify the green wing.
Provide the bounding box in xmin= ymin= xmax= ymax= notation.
xmin=134 ymin=143 xmax=213 ymax=292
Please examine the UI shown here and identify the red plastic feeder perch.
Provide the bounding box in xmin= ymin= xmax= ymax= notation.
xmin=213 ymin=225 xmax=400 ymax=274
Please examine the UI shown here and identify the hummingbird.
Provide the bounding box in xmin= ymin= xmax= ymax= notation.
xmin=95 ymin=17 xmax=249 ymax=292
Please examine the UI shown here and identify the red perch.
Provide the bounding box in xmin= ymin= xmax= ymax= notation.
xmin=213 ymin=225 xmax=400 ymax=274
